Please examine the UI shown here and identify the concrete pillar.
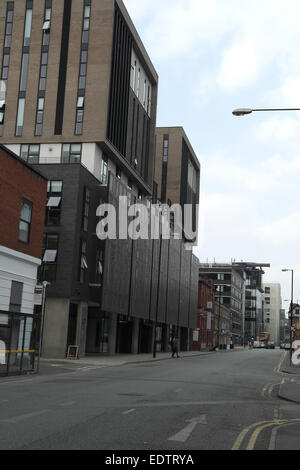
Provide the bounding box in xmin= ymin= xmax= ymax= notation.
xmin=132 ymin=318 xmax=140 ymax=354
xmin=42 ymin=298 xmax=70 ymax=359
xmin=76 ymin=302 xmax=88 ymax=358
xmin=108 ymin=313 xmax=117 ymax=355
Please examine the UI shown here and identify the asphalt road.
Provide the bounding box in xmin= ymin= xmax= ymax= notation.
xmin=0 ymin=348 xmax=299 ymax=450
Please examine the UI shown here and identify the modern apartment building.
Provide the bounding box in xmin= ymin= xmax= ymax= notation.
xmin=263 ymin=283 xmax=282 ymax=346
xmin=0 ymin=0 xmax=200 ymax=358
xmin=0 ymin=144 xmax=47 ymax=375
xmin=154 ymin=127 xmax=200 ymax=243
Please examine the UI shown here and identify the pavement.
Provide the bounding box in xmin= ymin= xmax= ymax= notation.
xmin=278 ymin=351 xmax=300 ymax=405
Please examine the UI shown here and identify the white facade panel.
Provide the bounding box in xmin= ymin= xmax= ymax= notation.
xmin=4 ymin=144 xmax=20 ymax=156
xmin=39 ymin=144 xmax=62 ymax=164
xmin=0 ymin=245 xmax=41 ymax=315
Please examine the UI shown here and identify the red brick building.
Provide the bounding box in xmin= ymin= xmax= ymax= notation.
xmin=0 ymin=145 xmax=46 ymax=259
xmin=192 ymin=277 xmax=216 ymax=351
xmin=0 ymin=145 xmax=47 ymax=376
xmin=192 ymin=276 xmax=233 ymax=351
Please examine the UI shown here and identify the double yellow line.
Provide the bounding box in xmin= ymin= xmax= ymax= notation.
xmin=274 ymin=351 xmax=287 ymax=374
xmin=232 ymin=418 xmax=300 ymax=450
xmin=261 ymin=382 xmax=281 ymax=399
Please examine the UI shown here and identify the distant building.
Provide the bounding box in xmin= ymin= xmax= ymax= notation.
xmin=244 ymin=267 xmax=265 ymax=342
xmin=0 ymin=144 xmax=47 ymax=375
xmin=192 ymin=277 xmax=216 ymax=351
xmin=198 ymin=264 xmax=245 ymax=345
xmin=280 ymin=309 xmax=286 ymax=343
xmin=192 ymin=276 xmax=232 ymax=351
xmin=263 ymin=284 xmax=282 ymax=346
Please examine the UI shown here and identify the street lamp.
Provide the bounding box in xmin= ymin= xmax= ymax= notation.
xmin=233 ymin=107 xmax=300 ymax=116
xmin=36 ymin=281 xmax=50 ymax=373
xmin=282 ymin=269 xmax=294 ymax=366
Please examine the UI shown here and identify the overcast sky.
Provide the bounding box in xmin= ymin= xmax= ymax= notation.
xmin=124 ymin=0 xmax=300 ymax=307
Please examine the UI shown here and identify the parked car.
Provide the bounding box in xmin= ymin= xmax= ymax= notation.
xmin=267 ymin=342 xmax=275 ymax=349
xmin=280 ymin=343 xmax=285 ymax=349
xmin=253 ymin=341 xmax=260 ymax=349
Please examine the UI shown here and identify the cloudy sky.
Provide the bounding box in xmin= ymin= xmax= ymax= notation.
xmin=124 ymin=0 xmax=300 ymax=306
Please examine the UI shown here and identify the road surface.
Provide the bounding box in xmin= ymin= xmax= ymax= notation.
xmin=0 ymin=348 xmax=299 ymax=450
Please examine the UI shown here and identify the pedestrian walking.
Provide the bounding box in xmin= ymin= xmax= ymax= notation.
xmin=170 ymin=336 xmax=180 ymax=358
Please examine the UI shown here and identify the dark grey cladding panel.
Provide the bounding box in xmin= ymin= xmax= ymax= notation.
xmin=32 ymin=164 xmax=81 ymax=299
xmin=149 ymin=239 xmax=160 ymax=322
xmin=126 ymin=88 xmax=150 ymax=180
xmin=101 ymin=239 xmax=132 ymax=315
xmin=179 ymin=245 xmax=192 ymax=328
xmin=157 ymin=239 xmax=170 ymax=323
xmin=166 ymin=239 xmax=181 ymax=325
xmin=189 ymin=254 xmax=200 ymax=329
xmin=130 ymin=239 xmax=153 ymax=319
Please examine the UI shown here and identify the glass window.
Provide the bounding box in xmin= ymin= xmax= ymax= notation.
xmin=41 ymin=53 xmax=48 ymax=65
xmin=82 ymin=188 xmax=90 ymax=232
xmin=3 ymin=55 xmax=9 ymax=67
xmin=79 ymin=76 xmax=86 ymax=90
xmin=42 ymin=21 xmax=51 ymax=31
xmin=16 ymin=99 xmax=25 ymax=135
xmin=79 ymin=239 xmax=88 ymax=284
xmin=7 ymin=11 xmax=14 ymax=23
xmin=24 ymin=8 xmax=33 ymax=46
xmin=101 ymin=157 xmax=108 ymax=184
xmin=61 ymin=144 xmax=82 ymax=164
xmin=49 ymin=181 xmax=63 ymax=194
xmin=82 ymin=30 xmax=89 ymax=44
xmin=39 ymin=77 xmax=46 ymax=91
xmin=4 ymin=35 xmax=11 ymax=48
xmin=45 ymin=8 xmax=52 ymax=21
xmin=19 ymin=199 xmax=32 ymax=243
xmin=81 ymin=51 xmax=88 ymax=63
xmin=42 ymin=31 xmax=50 ymax=46
xmin=40 ymin=65 xmax=47 ymax=78
xmin=77 ymin=96 xmax=84 ymax=108
xmin=19 ymin=54 xmax=29 ymax=92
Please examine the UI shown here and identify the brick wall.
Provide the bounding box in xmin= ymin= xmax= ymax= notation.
xmin=0 ymin=147 xmax=47 ymax=260
xmin=192 ymin=277 xmax=216 ymax=351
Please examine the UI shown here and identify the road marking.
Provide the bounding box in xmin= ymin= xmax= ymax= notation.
xmin=246 ymin=419 xmax=300 ymax=450
xmin=269 ymin=421 xmax=300 ymax=450
xmin=274 ymin=352 xmax=287 ymax=373
xmin=2 ymin=409 xmax=49 ymax=424
xmin=269 ymin=425 xmax=280 ymax=450
xmin=122 ymin=409 xmax=136 ymax=415
xmin=261 ymin=384 xmax=271 ymax=398
xmin=168 ymin=415 xmax=207 ymax=443
xmin=232 ymin=420 xmax=271 ymax=450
